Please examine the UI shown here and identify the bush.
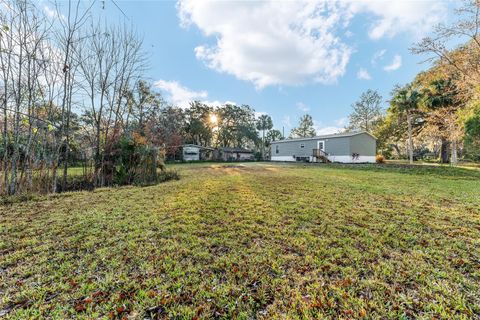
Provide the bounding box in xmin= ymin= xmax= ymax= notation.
xmin=157 ymin=170 xmax=180 ymax=183
xmin=376 ymin=154 xmax=385 ymax=163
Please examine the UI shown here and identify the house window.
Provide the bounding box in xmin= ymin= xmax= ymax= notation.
xmin=300 ymin=143 xmax=305 ymax=148
xmin=275 ymin=145 xmax=279 ymax=154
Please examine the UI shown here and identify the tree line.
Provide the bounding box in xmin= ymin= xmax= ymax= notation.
xmin=347 ymin=0 xmax=480 ymax=165
xmin=2 ymin=0 xmax=479 ymax=196
xmin=0 ymin=0 xmax=288 ymax=196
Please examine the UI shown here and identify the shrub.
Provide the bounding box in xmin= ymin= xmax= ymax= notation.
xmin=156 ymin=170 xmax=180 ymax=183
xmin=376 ymin=154 xmax=385 ymax=163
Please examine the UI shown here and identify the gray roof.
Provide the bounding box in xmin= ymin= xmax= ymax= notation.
xmin=270 ymin=131 xmax=377 ymax=144
xmin=219 ymin=147 xmax=253 ymax=153
xmin=182 ymin=144 xmax=215 ymax=151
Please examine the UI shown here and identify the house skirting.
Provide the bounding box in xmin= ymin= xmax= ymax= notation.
xmin=271 ymin=155 xmax=376 ymax=163
xmin=326 ymin=155 xmax=376 ymax=163
xmin=271 ymin=156 xmax=296 ymax=162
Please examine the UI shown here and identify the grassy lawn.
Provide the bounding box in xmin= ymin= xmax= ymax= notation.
xmin=1 ymin=163 xmax=479 ymax=319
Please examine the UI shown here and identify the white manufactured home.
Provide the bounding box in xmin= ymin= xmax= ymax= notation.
xmin=270 ymin=131 xmax=377 ymax=163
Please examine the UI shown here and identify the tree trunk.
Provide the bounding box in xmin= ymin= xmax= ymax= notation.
xmin=407 ymin=112 xmax=413 ymax=164
xmin=390 ymin=144 xmax=401 ymax=159
xmin=262 ymin=129 xmax=265 ymax=160
xmin=450 ymin=139 xmax=458 ymax=166
xmin=2 ymin=89 xmax=8 ymax=195
xmin=440 ymin=138 xmax=450 ymax=163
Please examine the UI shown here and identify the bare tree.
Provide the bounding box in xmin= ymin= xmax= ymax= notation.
xmin=412 ymin=0 xmax=480 ymax=97
xmin=0 ymin=0 xmax=52 ymax=194
xmin=77 ymin=22 xmax=145 ymax=186
xmin=0 ymin=0 xmax=150 ymax=195
xmin=51 ymin=0 xmax=93 ymax=191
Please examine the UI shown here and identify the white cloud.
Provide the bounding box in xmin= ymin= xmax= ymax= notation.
xmin=296 ymin=102 xmax=310 ymax=112
xmin=179 ymin=1 xmax=352 ymax=89
xmin=153 ymin=80 xmax=236 ymax=108
xmin=254 ymin=111 xmax=267 ymax=119
xmin=313 ymin=119 xmax=344 ymax=135
xmin=177 ymin=0 xmax=446 ymax=88
xmin=203 ymin=100 xmax=236 ymax=107
xmin=43 ymin=5 xmax=66 ymax=21
xmin=349 ymin=1 xmax=447 ymax=40
xmin=316 ymin=126 xmax=344 ymax=135
xmin=383 ymin=54 xmax=402 ymax=72
xmin=371 ymin=49 xmax=386 ymax=65
xmin=334 ymin=117 xmax=348 ymax=127
xmin=356 ymin=68 xmax=371 ymax=80
xmin=154 ymin=79 xmax=207 ymax=107
xmin=44 ymin=5 xmax=56 ymax=18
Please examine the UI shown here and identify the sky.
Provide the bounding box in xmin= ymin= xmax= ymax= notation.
xmin=46 ymin=0 xmax=459 ymax=136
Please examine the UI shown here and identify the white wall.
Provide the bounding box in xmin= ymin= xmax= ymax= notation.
xmin=271 ymin=155 xmax=376 ymax=163
xmin=326 ymin=155 xmax=376 ymax=163
xmin=271 ymin=156 xmax=296 ymax=162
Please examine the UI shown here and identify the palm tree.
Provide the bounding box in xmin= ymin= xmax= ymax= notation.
xmin=256 ymin=114 xmax=273 ymax=160
xmin=423 ymin=79 xmax=457 ymax=164
xmin=391 ymin=85 xmax=423 ymax=164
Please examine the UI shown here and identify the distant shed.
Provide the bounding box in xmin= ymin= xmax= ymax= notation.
xmin=182 ymin=144 xmax=214 ymax=161
xmin=216 ymin=147 xmax=254 ymax=161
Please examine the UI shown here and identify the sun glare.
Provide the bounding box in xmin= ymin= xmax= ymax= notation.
xmin=210 ymin=114 xmax=218 ymax=125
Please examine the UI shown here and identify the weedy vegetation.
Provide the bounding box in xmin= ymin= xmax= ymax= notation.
xmin=1 ymin=163 xmax=479 ymax=319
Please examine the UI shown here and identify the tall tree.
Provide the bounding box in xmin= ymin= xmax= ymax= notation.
xmin=373 ymin=112 xmax=406 ymax=159
xmin=391 ymin=85 xmax=423 ymax=164
xmin=77 ymin=22 xmax=145 ymax=187
xmin=216 ymin=104 xmax=257 ymax=148
xmin=421 ymin=78 xmax=460 ymax=163
xmin=464 ymin=105 xmax=480 ymax=160
xmin=412 ymin=0 xmax=480 ymax=99
xmin=266 ymin=129 xmax=283 ymax=143
xmin=184 ymin=101 xmax=214 ymax=146
xmin=348 ymin=89 xmax=383 ymax=132
xmin=55 ymin=0 xmax=93 ymax=192
xmin=256 ymin=114 xmax=273 ymax=159
xmin=290 ymin=114 xmax=316 ymax=138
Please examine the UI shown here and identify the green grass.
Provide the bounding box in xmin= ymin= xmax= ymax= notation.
xmin=1 ymin=163 xmax=479 ymax=319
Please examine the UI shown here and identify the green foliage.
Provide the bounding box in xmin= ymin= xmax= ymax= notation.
xmin=184 ymin=101 xmax=214 ymax=146
xmin=290 ymin=114 xmax=316 ymax=138
xmin=391 ymin=85 xmax=423 ymax=115
xmin=109 ymin=134 xmax=159 ymax=186
xmin=266 ymin=129 xmax=283 ymax=143
xmin=372 ymin=112 xmax=405 ymax=158
xmin=464 ymin=109 xmax=480 ymax=160
xmin=216 ymin=104 xmax=258 ymax=148
xmin=422 ymin=78 xmax=457 ymax=111
xmin=1 ymin=163 xmax=479 ymax=318
xmin=255 ymin=114 xmax=273 ymax=132
xmin=348 ymin=89 xmax=383 ymax=132
xmin=156 ymin=169 xmax=180 ymax=183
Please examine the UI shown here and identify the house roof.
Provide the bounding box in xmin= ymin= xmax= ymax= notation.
xmin=182 ymin=144 xmax=215 ymax=151
xmin=270 ymin=131 xmax=377 ymax=144
xmin=219 ymin=147 xmax=253 ymax=153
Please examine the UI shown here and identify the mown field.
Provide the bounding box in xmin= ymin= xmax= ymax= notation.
xmin=1 ymin=163 xmax=479 ymax=319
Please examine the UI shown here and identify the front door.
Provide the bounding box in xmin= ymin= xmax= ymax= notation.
xmin=317 ymin=140 xmax=325 ymax=152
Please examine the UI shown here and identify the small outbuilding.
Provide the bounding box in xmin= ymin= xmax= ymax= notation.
xmin=216 ymin=147 xmax=254 ymax=161
xmin=270 ymin=131 xmax=377 ymax=163
xmin=182 ymin=144 xmax=214 ymax=161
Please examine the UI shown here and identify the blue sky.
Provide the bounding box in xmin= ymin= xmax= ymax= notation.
xmin=48 ymin=0 xmax=457 ymax=135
